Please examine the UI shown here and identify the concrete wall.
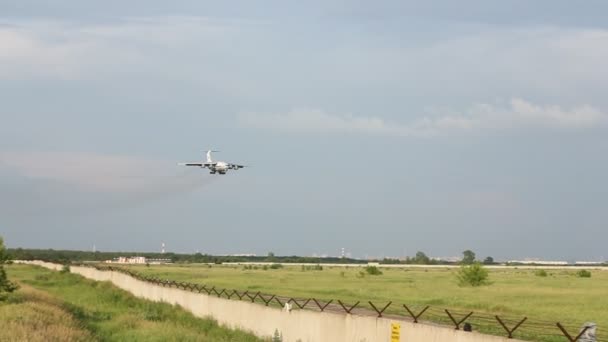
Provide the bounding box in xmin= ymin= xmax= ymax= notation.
xmin=18 ymin=261 xmax=522 ymax=342
xmin=15 ymin=260 xmax=64 ymax=271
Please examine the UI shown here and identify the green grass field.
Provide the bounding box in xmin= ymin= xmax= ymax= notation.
xmin=125 ymin=264 xmax=607 ymax=341
xmin=2 ymin=264 xmax=264 ymax=342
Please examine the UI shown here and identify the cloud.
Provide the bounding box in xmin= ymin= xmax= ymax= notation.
xmin=0 ymin=17 xmax=245 ymax=80
xmin=239 ymin=99 xmax=607 ymax=137
xmin=239 ymin=108 xmax=421 ymax=136
xmin=2 ymin=17 xmax=608 ymax=108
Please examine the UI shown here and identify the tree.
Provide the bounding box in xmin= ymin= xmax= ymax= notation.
xmin=0 ymin=236 xmax=19 ymax=300
xmin=483 ymin=256 xmax=494 ymax=265
xmin=462 ymin=250 xmax=476 ymax=265
xmin=414 ymin=251 xmax=430 ymax=264
xmin=456 ymin=263 xmax=490 ymax=287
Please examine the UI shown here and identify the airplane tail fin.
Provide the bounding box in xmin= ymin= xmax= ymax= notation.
xmin=206 ymin=150 xmax=219 ymax=163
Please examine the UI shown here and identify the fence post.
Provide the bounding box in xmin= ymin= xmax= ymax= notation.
xmin=556 ymin=322 xmax=590 ymax=342
xmin=289 ymin=298 xmax=311 ymax=309
xmin=445 ymin=309 xmax=473 ymax=330
xmin=368 ymin=301 xmax=392 ymax=317
xmin=260 ymin=294 xmax=276 ymax=306
xmin=312 ymin=298 xmax=332 ymax=312
xmin=403 ymin=305 xmax=429 ymax=323
xmin=337 ymin=300 xmax=360 ymax=314
xmin=495 ymin=316 xmax=527 ymax=339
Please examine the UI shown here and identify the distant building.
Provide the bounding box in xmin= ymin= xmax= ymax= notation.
xmin=105 ymin=256 xmax=171 ymax=264
xmin=432 ymin=256 xmax=461 ymax=263
xmin=508 ymin=260 xmax=568 ymax=265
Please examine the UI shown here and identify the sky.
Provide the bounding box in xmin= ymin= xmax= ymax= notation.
xmin=1 ymin=1 xmax=607 ymax=261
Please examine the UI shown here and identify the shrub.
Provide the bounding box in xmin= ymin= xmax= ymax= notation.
xmin=269 ymin=263 xmax=283 ymax=269
xmin=60 ymin=264 xmax=71 ymax=274
xmin=301 ymin=264 xmax=323 ymax=271
xmin=535 ymin=269 xmax=548 ymax=277
xmin=457 ymin=263 xmax=490 ymax=287
xmin=365 ymin=266 xmax=383 ymax=276
xmin=0 ymin=236 xmax=19 ymax=300
xmin=576 ymin=270 xmax=592 ymax=278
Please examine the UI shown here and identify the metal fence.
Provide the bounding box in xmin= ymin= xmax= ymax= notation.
xmin=86 ymin=264 xmax=600 ymax=342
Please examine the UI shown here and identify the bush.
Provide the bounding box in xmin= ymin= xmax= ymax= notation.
xmin=365 ymin=266 xmax=383 ymax=276
xmin=0 ymin=268 xmax=19 ymax=301
xmin=269 ymin=263 xmax=283 ymax=269
xmin=457 ymin=263 xmax=490 ymax=287
xmin=535 ymin=269 xmax=548 ymax=277
xmin=0 ymin=236 xmax=19 ymax=300
xmin=576 ymin=270 xmax=592 ymax=278
xmin=60 ymin=264 xmax=71 ymax=274
xmin=301 ymin=264 xmax=323 ymax=271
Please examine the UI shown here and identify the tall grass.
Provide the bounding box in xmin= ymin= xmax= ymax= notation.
xmin=0 ymin=285 xmax=93 ymax=342
xmin=5 ymin=265 xmax=264 ymax=342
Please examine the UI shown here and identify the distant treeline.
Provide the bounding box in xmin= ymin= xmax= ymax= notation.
xmin=16 ymin=248 xmax=603 ymax=266
xmin=7 ymin=248 xmax=461 ymax=265
xmin=7 ymin=248 xmax=366 ymax=264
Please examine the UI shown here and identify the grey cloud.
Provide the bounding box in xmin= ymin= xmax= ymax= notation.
xmin=2 ymin=19 xmax=608 ymax=104
xmin=0 ymin=17 xmax=248 ymax=80
xmin=239 ymin=99 xmax=607 ymax=137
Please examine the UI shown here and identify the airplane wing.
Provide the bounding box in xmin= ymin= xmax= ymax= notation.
xmin=178 ymin=162 xmax=217 ymax=167
xmin=228 ymin=163 xmax=246 ymax=169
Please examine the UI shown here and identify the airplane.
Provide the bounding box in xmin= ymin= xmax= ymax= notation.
xmin=178 ymin=150 xmax=246 ymax=175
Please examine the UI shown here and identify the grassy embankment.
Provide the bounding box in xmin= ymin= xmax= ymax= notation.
xmin=127 ymin=264 xmax=607 ymax=341
xmin=2 ymin=264 xmax=264 ymax=342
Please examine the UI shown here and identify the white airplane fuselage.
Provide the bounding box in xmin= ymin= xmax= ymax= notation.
xmin=209 ymin=161 xmax=229 ymax=174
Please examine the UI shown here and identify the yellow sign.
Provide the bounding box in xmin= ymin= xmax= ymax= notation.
xmin=391 ymin=322 xmax=401 ymax=342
